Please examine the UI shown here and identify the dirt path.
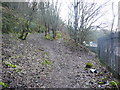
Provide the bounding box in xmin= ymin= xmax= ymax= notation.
xmin=28 ymin=34 xmax=98 ymax=88
xmin=2 ymin=33 xmax=115 ymax=88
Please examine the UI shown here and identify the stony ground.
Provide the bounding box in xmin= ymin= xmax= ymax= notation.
xmin=1 ymin=33 xmax=119 ymax=89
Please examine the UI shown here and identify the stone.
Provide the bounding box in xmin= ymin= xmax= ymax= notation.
xmin=90 ymin=69 xmax=97 ymax=73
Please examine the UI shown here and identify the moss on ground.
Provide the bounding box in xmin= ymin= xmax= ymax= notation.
xmin=85 ymin=62 xmax=93 ymax=68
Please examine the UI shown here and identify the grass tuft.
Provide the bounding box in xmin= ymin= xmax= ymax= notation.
xmin=85 ymin=62 xmax=93 ymax=68
xmin=0 ymin=82 xmax=8 ymax=88
xmin=43 ymin=59 xmax=52 ymax=65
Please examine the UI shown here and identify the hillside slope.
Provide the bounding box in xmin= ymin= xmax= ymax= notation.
xmin=1 ymin=33 xmax=116 ymax=88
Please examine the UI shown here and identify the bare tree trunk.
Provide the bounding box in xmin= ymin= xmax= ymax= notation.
xmin=110 ymin=2 xmax=115 ymax=32
xmin=23 ymin=32 xmax=28 ymax=40
xmin=22 ymin=23 xmax=29 ymax=40
xmin=18 ymin=30 xmax=24 ymax=39
xmin=48 ymin=24 xmax=50 ymax=34
xmin=18 ymin=24 xmax=25 ymax=40
xmin=68 ymin=0 xmax=109 ymax=44
xmin=19 ymin=20 xmax=29 ymax=40
xmin=18 ymin=2 xmax=37 ymax=40
xmin=44 ymin=23 xmax=47 ymax=36
xmin=52 ymin=29 xmax=56 ymax=39
xmin=74 ymin=0 xmax=80 ymax=43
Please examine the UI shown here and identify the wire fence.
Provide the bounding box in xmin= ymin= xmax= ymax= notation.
xmin=98 ymin=32 xmax=120 ymax=78
xmin=86 ymin=46 xmax=97 ymax=53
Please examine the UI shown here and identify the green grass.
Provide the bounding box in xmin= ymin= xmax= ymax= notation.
xmin=98 ymin=82 xmax=105 ymax=84
xmin=4 ymin=61 xmax=16 ymax=68
xmin=43 ymin=59 xmax=52 ymax=65
xmin=110 ymin=81 xmax=120 ymax=86
xmin=85 ymin=62 xmax=93 ymax=68
xmin=102 ymin=78 xmax=106 ymax=80
xmin=44 ymin=31 xmax=62 ymax=40
xmin=11 ymin=55 xmax=20 ymax=59
xmin=13 ymin=68 xmax=22 ymax=72
xmin=0 ymin=82 xmax=8 ymax=88
xmin=6 ymin=63 xmax=16 ymax=68
xmin=43 ymin=52 xmax=49 ymax=56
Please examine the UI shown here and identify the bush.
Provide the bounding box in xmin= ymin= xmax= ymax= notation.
xmin=44 ymin=33 xmax=53 ymax=40
xmin=38 ymin=25 xmax=47 ymax=33
xmin=55 ymin=31 xmax=62 ymax=39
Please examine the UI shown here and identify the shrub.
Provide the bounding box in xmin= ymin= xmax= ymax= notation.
xmin=44 ymin=34 xmax=53 ymax=40
xmin=55 ymin=31 xmax=62 ymax=39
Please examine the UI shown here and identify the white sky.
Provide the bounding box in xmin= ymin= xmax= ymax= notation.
xmin=59 ymin=0 xmax=120 ymax=31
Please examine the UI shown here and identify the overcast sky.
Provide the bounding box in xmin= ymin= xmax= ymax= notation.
xmin=59 ymin=0 xmax=120 ymax=31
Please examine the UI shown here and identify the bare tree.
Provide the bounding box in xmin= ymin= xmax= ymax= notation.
xmin=68 ymin=0 xmax=109 ymax=44
xmin=34 ymin=0 xmax=61 ymax=39
xmin=110 ymin=2 xmax=116 ymax=32
xmin=2 ymin=0 xmax=62 ymax=40
xmin=19 ymin=1 xmax=38 ymax=40
xmin=46 ymin=0 xmax=61 ymax=39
